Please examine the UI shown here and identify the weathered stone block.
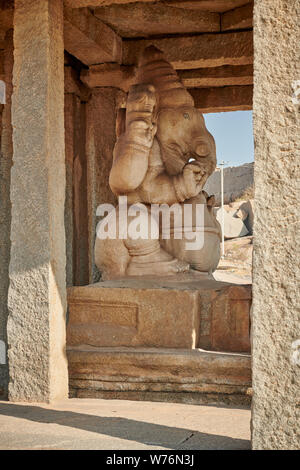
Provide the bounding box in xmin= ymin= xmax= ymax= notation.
xmin=210 ymin=286 xmax=251 ymax=352
xmin=67 ymin=281 xmax=201 ymax=349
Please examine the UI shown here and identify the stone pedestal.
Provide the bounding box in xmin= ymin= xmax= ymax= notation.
xmin=67 ymin=273 xmax=251 ymax=404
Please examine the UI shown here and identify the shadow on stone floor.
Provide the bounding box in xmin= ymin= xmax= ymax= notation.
xmin=0 ymin=402 xmax=250 ymax=450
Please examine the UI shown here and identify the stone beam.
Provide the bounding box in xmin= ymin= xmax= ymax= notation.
xmin=64 ymin=1 xmax=251 ymax=12
xmin=190 ymin=85 xmax=253 ymax=113
xmin=80 ymin=63 xmax=136 ymax=92
xmin=221 ymin=1 xmax=253 ymax=31
xmin=179 ymin=65 xmax=253 ymax=88
xmin=64 ymin=0 xmax=155 ymax=6
xmin=123 ymin=31 xmax=253 ymax=69
xmin=93 ymin=4 xmax=220 ymax=38
xmin=64 ymin=7 xmax=122 ymax=66
xmin=8 ymin=0 xmax=68 ymax=402
xmin=80 ymin=63 xmax=253 ymax=92
xmin=165 ymin=1 xmax=251 ymax=12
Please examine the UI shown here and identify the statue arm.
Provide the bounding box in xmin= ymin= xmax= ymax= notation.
xmin=109 ymin=85 xmax=157 ymax=195
xmin=139 ymin=163 xmax=208 ymax=205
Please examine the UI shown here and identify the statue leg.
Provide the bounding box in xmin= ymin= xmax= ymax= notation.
xmin=95 ymin=204 xmax=189 ymax=279
xmin=124 ymin=205 xmax=189 ymax=276
xmin=160 ymin=192 xmax=221 ymax=274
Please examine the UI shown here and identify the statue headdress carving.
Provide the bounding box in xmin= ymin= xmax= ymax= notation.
xmin=136 ymin=45 xmax=194 ymax=109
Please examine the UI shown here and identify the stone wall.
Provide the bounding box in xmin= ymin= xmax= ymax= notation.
xmin=204 ymin=162 xmax=254 ymax=205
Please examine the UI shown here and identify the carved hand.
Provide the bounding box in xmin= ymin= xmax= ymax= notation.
xmin=126 ymin=84 xmax=157 ymax=148
xmin=174 ymin=162 xmax=207 ymax=201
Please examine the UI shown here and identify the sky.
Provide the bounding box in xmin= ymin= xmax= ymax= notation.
xmin=203 ymin=110 xmax=254 ymax=167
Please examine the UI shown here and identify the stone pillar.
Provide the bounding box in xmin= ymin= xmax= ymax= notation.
xmin=252 ymin=0 xmax=300 ymax=449
xmin=0 ymin=29 xmax=13 ymax=398
xmin=64 ymin=93 xmax=75 ymax=288
xmin=64 ymin=92 xmax=89 ymax=287
xmin=7 ymin=0 xmax=68 ymax=402
xmin=86 ymin=88 xmax=123 ymax=282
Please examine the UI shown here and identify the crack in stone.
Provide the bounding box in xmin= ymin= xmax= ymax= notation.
xmin=177 ymin=432 xmax=195 ymax=446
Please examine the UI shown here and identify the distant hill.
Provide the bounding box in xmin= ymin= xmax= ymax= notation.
xmin=204 ymin=162 xmax=254 ymax=205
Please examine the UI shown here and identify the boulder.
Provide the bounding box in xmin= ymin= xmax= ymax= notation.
xmin=239 ymin=199 xmax=254 ymax=234
xmin=216 ymin=207 xmax=249 ymax=239
xmin=236 ymin=207 xmax=248 ymax=221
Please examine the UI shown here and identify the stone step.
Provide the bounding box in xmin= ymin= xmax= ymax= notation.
xmin=68 ymin=346 xmax=252 ymax=406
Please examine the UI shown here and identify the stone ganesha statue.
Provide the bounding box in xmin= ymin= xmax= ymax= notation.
xmin=95 ymin=46 xmax=221 ymax=280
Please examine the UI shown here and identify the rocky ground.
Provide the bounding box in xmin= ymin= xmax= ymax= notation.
xmin=214 ymin=236 xmax=252 ymax=285
xmin=213 ymin=194 xmax=253 ymax=285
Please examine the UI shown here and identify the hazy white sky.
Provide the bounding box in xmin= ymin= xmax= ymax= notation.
xmin=204 ymin=110 xmax=254 ymax=167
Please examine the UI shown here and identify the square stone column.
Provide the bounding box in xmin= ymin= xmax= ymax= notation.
xmin=0 ymin=29 xmax=13 ymax=398
xmin=7 ymin=0 xmax=68 ymax=402
xmin=85 ymin=88 xmax=124 ymax=283
xmin=252 ymin=0 xmax=300 ymax=449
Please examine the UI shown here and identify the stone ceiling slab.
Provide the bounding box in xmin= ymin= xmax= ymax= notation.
xmin=93 ymin=3 xmax=220 ymax=38
xmin=123 ymin=31 xmax=253 ymax=69
xmin=64 ymin=0 xmax=251 ymax=13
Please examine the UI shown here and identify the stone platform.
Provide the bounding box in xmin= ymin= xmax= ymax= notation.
xmin=68 ymin=347 xmax=252 ymax=406
xmin=66 ymin=274 xmax=252 ymax=405
xmin=67 ymin=273 xmax=252 ymax=352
